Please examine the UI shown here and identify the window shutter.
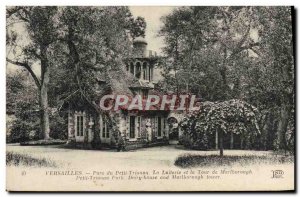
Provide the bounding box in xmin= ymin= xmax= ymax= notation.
xmin=99 ymin=114 xmax=102 ymax=138
xmin=126 ymin=116 xmax=129 ymax=137
xmin=164 ymin=117 xmax=167 ymax=136
xmin=161 ymin=117 xmax=164 ymax=136
xmin=75 ymin=115 xmax=78 ymax=136
xmin=105 ymin=121 xmax=109 ymax=138
xmin=83 ymin=112 xmax=86 ymax=137
xmin=137 ymin=116 xmax=141 ymax=138
xmin=155 ymin=117 xmax=158 ymax=137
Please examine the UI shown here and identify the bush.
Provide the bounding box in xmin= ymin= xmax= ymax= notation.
xmin=8 ymin=119 xmax=39 ymax=143
xmin=7 ymin=99 xmax=40 ymax=143
xmin=7 ymin=71 xmax=68 ymax=142
xmin=179 ymin=134 xmax=192 ymax=147
xmin=20 ymin=139 xmax=66 ymax=146
xmin=49 ymin=112 xmax=68 ymax=140
xmin=180 ymin=116 xmax=210 ymax=150
xmin=179 ymin=132 xmax=210 ymax=150
xmin=8 ymin=109 xmax=68 ymax=143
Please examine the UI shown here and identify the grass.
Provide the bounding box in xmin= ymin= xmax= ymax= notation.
xmin=175 ymin=154 xmax=294 ymax=168
xmin=6 ymin=151 xmax=57 ymax=168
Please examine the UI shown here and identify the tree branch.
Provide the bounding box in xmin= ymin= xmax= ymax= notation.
xmin=228 ymin=42 xmax=260 ymax=60
xmin=6 ymin=58 xmax=41 ymax=88
xmin=6 ymin=7 xmax=22 ymax=18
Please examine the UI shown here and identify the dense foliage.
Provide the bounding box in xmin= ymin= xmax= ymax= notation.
xmin=180 ymin=100 xmax=260 ymax=155
xmin=6 ymin=6 xmax=294 ymax=155
xmin=6 ymin=6 xmax=146 ymax=143
xmin=159 ymin=7 xmax=294 ymax=153
xmin=6 ymin=71 xmax=68 ymax=143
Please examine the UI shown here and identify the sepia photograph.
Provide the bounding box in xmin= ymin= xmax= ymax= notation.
xmin=5 ymin=5 xmax=295 ymax=192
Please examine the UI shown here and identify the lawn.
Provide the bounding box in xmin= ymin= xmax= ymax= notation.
xmin=6 ymin=144 xmax=295 ymax=191
xmin=174 ymin=154 xmax=294 ymax=168
xmin=6 ymin=144 xmax=295 ymax=170
xmin=6 ymin=151 xmax=57 ymax=167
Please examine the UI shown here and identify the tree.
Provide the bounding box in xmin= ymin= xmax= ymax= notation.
xmin=7 ymin=6 xmax=60 ymax=139
xmin=256 ymin=7 xmax=294 ymax=151
xmin=160 ymin=6 xmax=294 ymax=153
xmin=159 ymin=7 xmax=260 ymax=101
xmin=6 ymin=71 xmax=40 ymax=142
xmin=53 ymin=7 xmax=146 ymax=146
xmin=238 ymin=7 xmax=294 ymax=151
xmin=6 ymin=6 xmax=146 ymax=142
xmin=181 ymin=100 xmax=260 ymax=156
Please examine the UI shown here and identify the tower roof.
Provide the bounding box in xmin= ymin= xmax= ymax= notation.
xmin=133 ymin=36 xmax=147 ymax=45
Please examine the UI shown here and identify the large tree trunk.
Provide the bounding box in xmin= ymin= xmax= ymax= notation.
xmin=215 ymin=129 xmax=218 ymax=149
xmin=39 ymin=69 xmax=50 ymax=139
xmin=277 ymin=103 xmax=290 ymax=150
xmin=219 ymin=129 xmax=224 ymax=156
xmin=240 ymin=136 xmax=244 ymax=149
xmin=230 ymin=132 xmax=234 ymax=149
xmin=39 ymin=46 xmax=50 ymax=140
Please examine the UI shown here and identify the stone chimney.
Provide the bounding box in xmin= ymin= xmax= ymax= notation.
xmin=133 ymin=37 xmax=147 ymax=58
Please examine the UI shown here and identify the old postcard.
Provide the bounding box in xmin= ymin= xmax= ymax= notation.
xmin=6 ymin=6 xmax=295 ymax=191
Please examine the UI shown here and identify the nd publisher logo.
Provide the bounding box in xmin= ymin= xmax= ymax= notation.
xmin=272 ymin=170 xmax=284 ymax=178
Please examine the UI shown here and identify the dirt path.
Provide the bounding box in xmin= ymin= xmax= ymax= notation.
xmin=6 ymin=144 xmax=283 ymax=169
xmin=6 ymin=144 xmax=294 ymax=191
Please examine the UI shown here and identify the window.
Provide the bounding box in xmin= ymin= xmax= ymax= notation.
xmin=150 ymin=66 xmax=153 ymax=81
xmin=135 ymin=62 xmax=141 ymax=78
xmin=143 ymin=62 xmax=147 ymax=80
xmin=76 ymin=115 xmax=84 ymax=136
xmin=101 ymin=115 xmax=109 ymax=138
xmin=157 ymin=117 xmax=162 ymax=137
xmin=130 ymin=62 xmax=134 ymax=75
xmin=148 ymin=65 xmax=152 ymax=81
xmin=129 ymin=116 xmax=135 ymax=138
xmin=151 ymin=117 xmax=157 ymax=137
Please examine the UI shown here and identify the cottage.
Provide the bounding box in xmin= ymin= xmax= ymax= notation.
xmin=65 ymin=37 xmax=183 ymax=150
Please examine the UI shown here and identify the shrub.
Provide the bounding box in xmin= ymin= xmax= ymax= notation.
xmin=8 ymin=109 xmax=68 ymax=143
xmin=20 ymin=139 xmax=66 ymax=146
xmin=180 ymin=116 xmax=211 ymax=150
xmin=49 ymin=112 xmax=68 ymax=140
xmin=9 ymin=119 xmax=39 ymax=143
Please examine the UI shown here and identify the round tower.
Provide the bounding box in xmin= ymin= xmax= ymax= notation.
xmin=133 ymin=37 xmax=147 ymax=58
